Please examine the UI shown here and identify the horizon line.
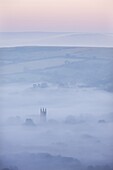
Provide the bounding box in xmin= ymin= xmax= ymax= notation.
xmin=0 ymin=31 xmax=113 ymax=34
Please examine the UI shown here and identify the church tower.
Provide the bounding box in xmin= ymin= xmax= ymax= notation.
xmin=40 ymin=108 xmax=47 ymax=123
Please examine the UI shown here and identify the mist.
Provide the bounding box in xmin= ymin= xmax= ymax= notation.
xmin=0 ymin=46 xmax=113 ymax=170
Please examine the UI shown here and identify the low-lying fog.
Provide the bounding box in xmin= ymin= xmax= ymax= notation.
xmin=0 ymin=84 xmax=113 ymax=170
xmin=0 ymin=46 xmax=113 ymax=170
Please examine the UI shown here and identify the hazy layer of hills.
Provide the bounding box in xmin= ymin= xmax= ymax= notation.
xmin=1 ymin=152 xmax=113 ymax=170
xmin=0 ymin=32 xmax=113 ymax=47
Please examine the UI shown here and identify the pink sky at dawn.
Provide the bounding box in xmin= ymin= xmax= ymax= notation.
xmin=0 ymin=0 xmax=113 ymax=32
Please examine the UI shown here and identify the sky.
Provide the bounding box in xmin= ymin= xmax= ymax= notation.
xmin=0 ymin=0 xmax=113 ymax=33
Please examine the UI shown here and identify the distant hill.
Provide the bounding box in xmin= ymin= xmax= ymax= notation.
xmin=0 ymin=32 xmax=113 ymax=47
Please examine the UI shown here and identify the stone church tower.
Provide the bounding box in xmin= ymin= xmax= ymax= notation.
xmin=40 ymin=108 xmax=47 ymax=122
